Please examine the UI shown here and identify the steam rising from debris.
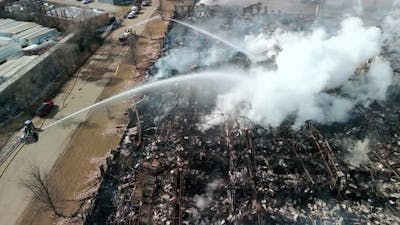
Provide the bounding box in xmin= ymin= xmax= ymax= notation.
xmin=193 ymin=179 xmax=224 ymax=210
xmin=202 ymin=17 xmax=393 ymax=129
xmin=347 ymin=138 xmax=371 ymax=167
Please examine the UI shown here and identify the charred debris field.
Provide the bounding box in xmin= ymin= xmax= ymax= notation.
xmin=85 ymin=4 xmax=400 ymax=225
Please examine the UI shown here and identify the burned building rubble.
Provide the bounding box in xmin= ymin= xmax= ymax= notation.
xmin=84 ymin=80 xmax=400 ymax=225
xmin=85 ymin=4 xmax=400 ymax=225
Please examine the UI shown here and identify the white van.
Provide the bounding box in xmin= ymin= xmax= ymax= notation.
xmin=127 ymin=10 xmax=136 ymax=19
xmin=131 ymin=6 xmax=139 ymax=12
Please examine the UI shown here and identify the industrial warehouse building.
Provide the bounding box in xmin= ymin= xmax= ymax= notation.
xmin=97 ymin=0 xmax=134 ymax=5
xmin=0 ymin=19 xmax=60 ymax=84
xmin=0 ymin=18 xmax=71 ymax=124
xmin=0 ymin=6 xmax=110 ymax=124
xmin=44 ymin=6 xmax=109 ymax=31
xmin=0 ymin=37 xmax=22 ymax=64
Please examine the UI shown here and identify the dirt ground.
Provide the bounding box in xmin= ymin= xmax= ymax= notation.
xmin=14 ymin=1 xmax=175 ymax=225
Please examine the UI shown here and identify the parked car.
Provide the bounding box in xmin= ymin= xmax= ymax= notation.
xmin=127 ymin=10 xmax=136 ymax=19
xmin=82 ymin=0 xmax=92 ymax=4
xmin=119 ymin=29 xmax=135 ymax=45
xmin=142 ymin=0 xmax=151 ymax=6
xmin=131 ymin=5 xmax=140 ymax=12
xmin=35 ymin=100 xmax=54 ymax=117
xmin=111 ymin=21 xmax=121 ymax=30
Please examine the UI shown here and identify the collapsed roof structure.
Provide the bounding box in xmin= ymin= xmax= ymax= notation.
xmin=84 ymin=1 xmax=400 ymax=224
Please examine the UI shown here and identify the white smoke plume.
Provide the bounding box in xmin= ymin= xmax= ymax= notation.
xmin=353 ymin=0 xmax=363 ymax=15
xmin=244 ymin=33 xmax=280 ymax=63
xmin=153 ymin=17 xmax=244 ymax=79
xmin=198 ymin=0 xmax=257 ymax=5
xmin=347 ymin=138 xmax=371 ymax=167
xmin=382 ymin=13 xmax=400 ymax=71
xmin=201 ymin=17 xmax=393 ymax=129
xmin=193 ymin=179 xmax=224 ymax=210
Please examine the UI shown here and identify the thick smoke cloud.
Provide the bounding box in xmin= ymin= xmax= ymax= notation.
xmin=154 ymin=6 xmax=395 ymax=129
xmin=201 ymin=17 xmax=393 ymax=129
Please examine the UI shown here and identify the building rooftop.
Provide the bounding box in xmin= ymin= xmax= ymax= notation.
xmin=13 ymin=25 xmax=45 ymax=39
xmin=0 ymin=19 xmax=59 ymax=42
xmin=0 ymin=37 xmax=13 ymax=46
xmin=1 ymin=22 xmax=38 ymax=36
xmin=0 ymin=55 xmax=37 ymax=80
xmin=0 ymin=19 xmax=14 ymax=26
xmin=47 ymin=6 xmax=106 ymax=21
xmin=21 ymin=28 xmax=54 ymax=40
xmin=0 ymin=19 xmax=60 ymax=75
xmin=0 ymin=21 xmax=23 ymax=31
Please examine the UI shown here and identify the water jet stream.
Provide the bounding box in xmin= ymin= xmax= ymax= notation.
xmin=169 ymin=18 xmax=251 ymax=57
xmin=42 ymin=73 xmax=246 ymax=130
xmin=128 ymin=15 xmax=161 ymax=30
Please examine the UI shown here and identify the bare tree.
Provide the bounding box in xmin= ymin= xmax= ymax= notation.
xmin=22 ymin=165 xmax=67 ymax=218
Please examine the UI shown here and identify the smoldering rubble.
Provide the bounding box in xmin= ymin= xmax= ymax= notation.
xmin=84 ymin=3 xmax=400 ymax=225
xmin=85 ymin=80 xmax=400 ymax=224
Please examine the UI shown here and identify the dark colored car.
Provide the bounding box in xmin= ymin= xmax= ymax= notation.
xmin=142 ymin=0 xmax=151 ymax=6
xmin=35 ymin=100 xmax=54 ymax=117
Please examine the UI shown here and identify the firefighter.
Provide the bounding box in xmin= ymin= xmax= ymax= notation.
xmin=23 ymin=120 xmax=38 ymax=142
xmin=24 ymin=120 xmax=35 ymax=134
xmin=119 ymin=29 xmax=136 ymax=45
